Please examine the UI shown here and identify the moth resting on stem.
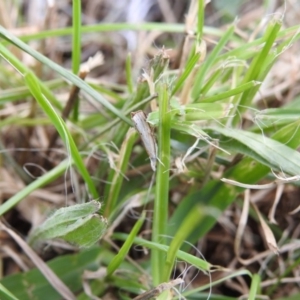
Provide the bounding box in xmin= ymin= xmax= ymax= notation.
xmin=131 ymin=110 xmax=158 ymax=171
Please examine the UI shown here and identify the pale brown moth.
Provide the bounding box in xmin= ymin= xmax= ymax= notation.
xmin=131 ymin=110 xmax=157 ymax=171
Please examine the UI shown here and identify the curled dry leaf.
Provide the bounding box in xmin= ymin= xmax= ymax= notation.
xmin=252 ymin=202 xmax=279 ymax=255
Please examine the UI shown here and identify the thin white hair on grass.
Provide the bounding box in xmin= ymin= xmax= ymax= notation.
xmin=82 ymin=144 xmax=105 ymax=164
xmin=188 ymin=126 xmax=231 ymax=155
xmin=128 ymin=207 xmax=154 ymax=225
xmin=38 ymin=92 xmax=76 ymax=204
xmin=105 ymin=193 xmax=146 ymax=237
xmin=134 ymin=171 xmax=155 ymax=209
xmin=64 ymin=162 xmax=78 ymax=205
xmin=23 ymin=163 xmax=48 ymax=179
xmin=59 ymin=133 xmax=77 ymax=206
xmin=90 ymin=176 xmax=112 ymax=185
xmin=227 ymin=105 xmax=244 ymax=129
xmin=180 ymin=137 xmax=203 ymax=171
xmin=199 ymin=134 xmax=230 ymax=155
xmin=107 ymin=185 xmax=155 ymax=237
xmin=80 ymin=151 xmax=106 ymax=164
xmin=280 ymin=121 xmax=300 ymax=146
xmin=132 ymin=278 xmax=184 ymax=300
xmin=170 ymin=145 xmax=209 ymax=179
xmin=2 ymin=116 xmax=76 ymax=205
xmin=108 ymin=169 xmax=155 ymax=236
xmin=271 ymin=169 xmax=300 ymax=183
xmin=166 ymin=278 xmax=185 ymax=300
xmin=265 ymin=0 xmax=286 ymax=22
xmin=165 ymin=71 xmax=178 ymax=88
xmin=161 ymin=236 xmax=212 ymax=300
xmin=102 ymin=141 xmax=129 ymax=181
xmin=275 ymin=27 xmax=300 ymax=58
xmin=168 ymin=136 xmax=210 ymax=178
xmin=197 ymin=105 xmax=235 ymax=129
xmin=253 ymin=108 xmax=300 ymax=146
xmin=238 ymin=104 xmax=269 ymax=142
xmin=220 ymin=57 xmax=249 ymax=70
xmin=191 ymin=126 xmax=230 ymax=155
xmin=127 ymin=161 xmax=148 ymax=180
xmin=168 ymin=106 xmax=204 ymax=118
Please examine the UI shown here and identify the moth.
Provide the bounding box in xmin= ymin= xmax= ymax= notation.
xmin=131 ymin=110 xmax=157 ymax=171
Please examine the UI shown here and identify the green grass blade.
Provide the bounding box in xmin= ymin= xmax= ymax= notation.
xmin=201 ymin=80 xmax=260 ymax=103
xmin=0 ymin=25 xmax=132 ymax=125
xmin=172 ymin=51 xmax=201 ymax=96
xmin=24 ymin=72 xmax=99 ymax=199
xmin=0 ymin=43 xmax=63 ymax=110
xmin=162 ymin=205 xmax=215 ymax=282
xmin=232 ymin=19 xmax=282 ymax=125
xmin=207 ymin=126 xmax=300 ymax=176
xmin=200 ymin=68 xmax=223 ymax=96
xmin=0 ymin=78 xmax=64 ymax=107
xmin=197 ymin=0 xmax=205 ymax=40
xmin=248 ymin=274 xmax=261 ymax=300
xmin=114 ymin=234 xmax=211 ymax=272
xmin=107 ymin=212 xmax=145 ymax=276
xmin=104 ymin=129 xmax=137 ymax=216
xmin=192 ymin=24 xmax=235 ymax=99
xmin=0 ymin=160 xmax=68 ymax=216
xmin=168 ymin=120 xmax=300 ymax=245
xmin=125 ymin=53 xmax=134 ymax=94
xmin=152 ymin=84 xmax=171 ymax=285
xmin=0 ymin=284 xmax=19 ymax=300
xmin=182 ymin=269 xmax=252 ymax=297
xmin=71 ymin=0 xmax=82 ymax=120
xmin=72 ymin=0 xmax=81 ymax=75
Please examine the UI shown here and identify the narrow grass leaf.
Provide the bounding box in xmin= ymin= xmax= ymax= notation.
xmin=172 ymin=51 xmax=201 ymax=96
xmin=248 ymin=274 xmax=261 ymax=300
xmin=104 ymin=128 xmax=137 ymax=216
xmin=206 ymin=126 xmax=300 ymax=176
xmin=126 ymin=53 xmax=134 ymax=93
xmin=162 ymin=205 xmax=216 ymax=282
xmin=182 ymin=269 xmax=252 ymax=297
xmin=72 ymin=0 xmax=81 ymax=75
xmin=197 ymin=0 xmax=205 ymax=40
xmin=0 ymin=43 xmax=63 ymax=110
xmin=200 ymin=80 xmax=260 ymax=103
xmin=24 ymin=72 xmax=99 ymax=199
xmin=200 ymin=68 xmax=223 ymax=96
xmin=169 ymin=120 xmax=300 ymax=246
xmin=0 ymin=284 xmax=19 ymax=300
xmin=232 ymin=19 xmax=281 ymax=124
xmin=0 ymin=26 xmax=132 ymax=125
xmin=71 ymin=0 xmax=82 ymax=120
xmin=192 ymin=24 xmax=235 ymax=99
xmin=152 ymin=84 xmax=171 ymax=285
xmin=0 ymin=78 xmax=64 ymax=107
xmin=107 ymin=212 xmax=145 ymax=276
xmin=114 ymin=234 xmax=211 ymax=272
xmin=0 ymin=160 xmax=68 ymax=216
